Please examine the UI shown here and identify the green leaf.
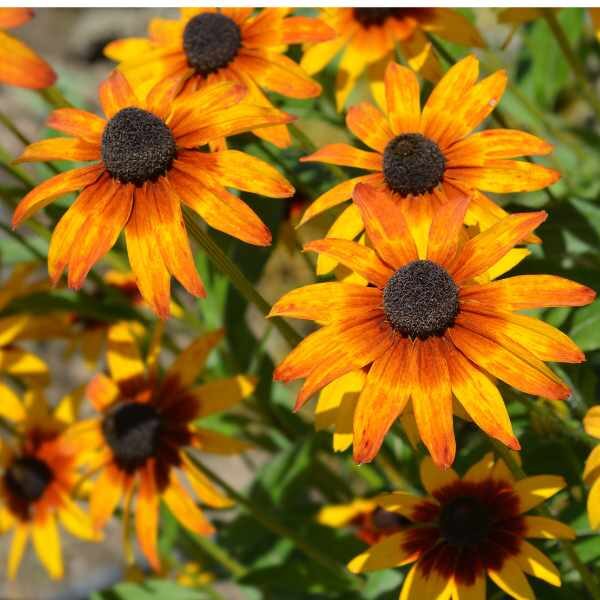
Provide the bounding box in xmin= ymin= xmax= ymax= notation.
xmin=570 ymin=300 xmax=600 ymax=351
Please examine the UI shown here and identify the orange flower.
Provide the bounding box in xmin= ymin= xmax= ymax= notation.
xmin=70 ymin=323 xmax=254 ymax=571
xmin=0 ymin=385 xmax=99 ymax=579
xmin=299 ymin=56 xmax=560 ymax=276
xmin=301 ymin=8 xmax=484 ymax=110
xmin=270 ymin=184 xmax=595 ymax=467
xmin=105 ymin=8 xmax=333 ymax=148
xmin=0 ymin=8 xmax=55 ymax=89
xmin=13 ymin=70 xmax=294 ymax=317
xmin=349 ymin=455 xmax=575 ymax=599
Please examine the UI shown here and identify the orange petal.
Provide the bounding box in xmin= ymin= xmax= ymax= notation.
xmin=12 ymin=164 xmax=104 ymax=227
xmin=444 ymin=341 xmax=519 ymax=450
xmin=446 ymin=159 xmax=560 ymax=193
xmin=461 ymin=274 xmax=596 ymax=310
xmin=421 ymin=54 xmax=479 ymax=143
xmin=346 ymin=101 xmax=394 ymax=153
xmin=0 ymin=31 xmax=55 ymax=89
xmin=103 ymin=37 xmax=153 ymax=62
xmin=166 ymin=329 xmax=223 ymax=387
xmin=174 ymin=149 xmax=293 ymax=198
xmin=90 ymin=465 xmax=125 ymax=530
xmin=15 ymin=137 xmax=100 ymax=163
xmin=301 ymin=143 xmax=382 ymax=171
xmin=353 ymin=339 xmax=412 ymax=463
xmin=240 ymin=8 xmax=290 ymax=46
xmin=352 ymin=183 xmax=418 ymax=267
xmin=236 ymin=48 xmax=321 ymax=99
xmin=47 ymin=108 xmax=106 ymax=144
xmin=269 ymin=282 xmax=382 ymax=324
xmin=280 ymin=16 xmax=335 ymax=43
xmin=335 ymin=37 xmax=368 ymax=110
xmin=162 ymin=469 xmax=214 ymax=536
xmin=65 ymin=181 xmax=134 ymax=289
xmin=86 ymin=373 xmax=119 ymax=412
xmin=145 ymin=70 xmax=191 ymax=120
xmin=411 ymin=337 xmax=455 ymax=468
xmin=426 ymin=193 xmax=469 ymax=266
xmin=385 ymin=62 xmax=421 ymax=134
xmin=99 ymin=70 xmax=141 ymax=119
xmin=145 ymin=177 xmax=206 ymax=299
xmin=135 ymin=464 xmax=160 ymax=572
xmin=298 ymin=173 xmax=383 ymax=226
xmin=450 ymin=211 xmax=547 ymax=283
xmin=448 ymin=325 xmax=571 ymax=400
xmin=304 ymin=238 xmax=393 ymax=288
xmin=0 ymin=8 xmax=33 ymax=28
xmin=169 ymin=162 xmax=271 ymax=246
xmin=125 ymin=188 xmax=171 ymax=318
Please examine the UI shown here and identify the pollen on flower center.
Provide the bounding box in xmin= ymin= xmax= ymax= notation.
xmin=382 ymin=133 xmax=446 ymax=197
xmin=183 ymin=13 xmax=242 ymax=76
xmin=102 ymin=401 xmax=162 ymax=472
xmin=101 ymin=107 xmax=176 ymax=186
xmin=383 ymin=260 xmax=459 ymax=339
xmin=439 ymin=496 xmax=492 ymax=547
xmin=5 ymin=456 xmax=53 ymax=504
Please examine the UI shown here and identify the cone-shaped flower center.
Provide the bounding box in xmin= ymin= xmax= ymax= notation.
xmin=102 ymin=401 xmax=162 ymax=472
xmin=183 ymin=13 xmax=242 ymax=76
xmin=439 ymin=496 xmax=492 ymax=547
xmin=102 ymin=107 xmax=176 ymax=186
xmin=383 ymin=133 xmax=446 ymax=197
xmin=383 ymin=260 xmax=459 ymax=339
xmin=5 ymin=456 xmax=53 ymax=504
xmin=353 ymin=8 xmax=399 ymax=27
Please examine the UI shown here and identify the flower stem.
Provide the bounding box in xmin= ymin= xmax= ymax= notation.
xmin=187 ymin=452 xmax=365 ymax=591
xmin=183 ymin=209 xmax=302 ymax=348
xmin=490 ymin=439 xmax=600 ymax=600
xmin=37 ymin=85 xmax=73 ymax=109
xmin=189 ymin=534 xmax=248 ymax=579
xmin=542 ymin=8 xmax=600 ymax=122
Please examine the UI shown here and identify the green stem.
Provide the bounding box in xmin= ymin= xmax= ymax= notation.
xmin=0 ymin=221 xmax=45 ymax=262
xmin=490 ymin=439 xmax=600 ymax=600
xmin=183 ymin=209 xmax=302 ymax=348
xmin=0 ymin=146 xmax=36 ymax=188
xmin=0 ymin=111 xmax=30 ymax=146
xmin=542 ymin=8 xmax=600 ymax=121
xmin=189 ymin=534 xmax=248 ymax=578
xmin=187 ymin=452 xmax=364 ymax=590
xmin=38 ymin=86 xmax=73 ymax=109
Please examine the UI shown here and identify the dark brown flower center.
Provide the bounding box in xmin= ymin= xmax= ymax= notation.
xmin=101 ymin=107 xmax=176 ymax=186
xmin=102 ymin=401 xmax=162 ymax=472
xmin=439 ymin=496 xmax=492 ymax=547
xmin=383 ymin=260 xmax=459 ymax=339
xmin=353 ymin=8 xmax=399 ymax=27
xmin=183 ymin=13 xmax=242 ymax=76
xmin=5 ymin=456 xmax=53 ymax=509
xmin=371 ymin=507 xmax=409 ymax=531
xmin=383 ymin=133 xmax=446 ymax=197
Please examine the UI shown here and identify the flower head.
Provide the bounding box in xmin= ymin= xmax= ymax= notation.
xmin=13 ymin=70 xmax=295 ymax=317
xmin=0 ymin=384 xmax=98 ymax=579
xmin=348 ymin=455 xmax=575 ymax=599
xmin=300 ymin=57 xmax=560 ymax=276
xmin=105 ymin=8 xmax=333 ymax=148
xmin=270 ymin=184 xmax=594 ymax=467
xmin=71 ymin=323 xmax=255 ymax=571
xmin=0 ymin=8 xmax=55 ymax=89
xmin=301 ymin=9 xmax=484 ymax=110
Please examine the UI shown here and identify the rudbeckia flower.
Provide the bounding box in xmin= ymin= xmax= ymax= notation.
xmin=318 ymin=497 xmax=408 ymax=545
xmin=348 ymin=455 xmax=575 ymax=599
xmin=104 ymin=8 xmax=333 ymax=148
xmin=299 ymin=57 xmax=560 ymax=275
xmin=13 ymin=70 xmax=295 ymax=317
xmin=71 ymin=323 xmax=255 ymax=571
xmin=301 ymin=8 xmax=484 ymax=110
xmin=0 ymin=8 xmax=55 ymax=89
xmin=583 ymin=406 xmax=600 ymax=529
xmin=0 ymin=384 xmax=98 ymax=579
xmin=270 ymin=184 xmax=595 ymax=467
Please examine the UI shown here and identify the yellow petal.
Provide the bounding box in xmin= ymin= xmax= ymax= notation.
xmin=584 ymin=445 xmax=600 ymax=485
xmin=107 ymin=322 xmax=145 ymax=383
xmin=0 ymin=314 xmax=30 ymax=346
xmin=523 ymin=516 xmax=575 ymax=540
xmin=181 ymin=454 xmax=233 ymax=509
xmin=166 ymin=330 xmax=223 ymax=387
xmin=192 ymin=427 xmax=251 ymax=455
xmin=374 ymin=491 xmax=423 ymax=520
xmin=588 ymin=478 xmax=600 ymax=529
xmin=584 ymin=406 xmax=600 ymax=439
xmin=333 ymin=388 xmax=357 ymax=452
xmin=58 ymin=495 xmax=100 ymax=541
xmin=32 ymin=514 xmax=63 ymax=579
xmin=514 ymin=540 xmax=561 ymax=587
xmin=7 ymin=525 xmax=28 ymax=580
xmin=194 ymin=375 xmax=256 ymax=418
xmin=54 ymin=385 xmax=85 ymax=424
xmin=514 ymin=475 xmax=566 ymax=513
xmin=0 ymin=382 xmax=25 ymax=422
xmin=0 ymin=347 xmax=49 ymax=384
xmin=488 ymin=559 xmax=534 ymax=600
xmin=463 ymin=453 xmax=495 ymax=483
xmin=419 ymin=456 xmax=458 ymax=495
xmin=317 ymin=499 xmax=375 ymax=528
xmin=347 ymin=530 xmax=418 ymax=573
xmin=315 ymin=370 xmax=365 ymax=430
xmin=454 ymin=576 xmax=486 ymax=600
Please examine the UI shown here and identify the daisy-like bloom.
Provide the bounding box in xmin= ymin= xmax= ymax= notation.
xmin=270 ymin=184 xmax=595 ymax=467
xmin=301 ymin=8 xmax=484 ymax=110
xmin=13 ymin=70 xmax=295 ymax=317
xmin=71 ymin=323 xmax=255 ymax=571
xmin=583 ymin=406 xmax=600 ymax=529
xmin=0 ymin=384 xmax=98 ymax=579
xmin=348 ymin=455 xmax=575 ymax=599
xmin=0 ymin=8 xmax=55 ymax=89
xmin=299 ymin=57 xmax=560 ymax=276
xmin=104 ymin=8 xmax=333 ymax=148
xmin=318 ymin=497 xmax=408 ymax=545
